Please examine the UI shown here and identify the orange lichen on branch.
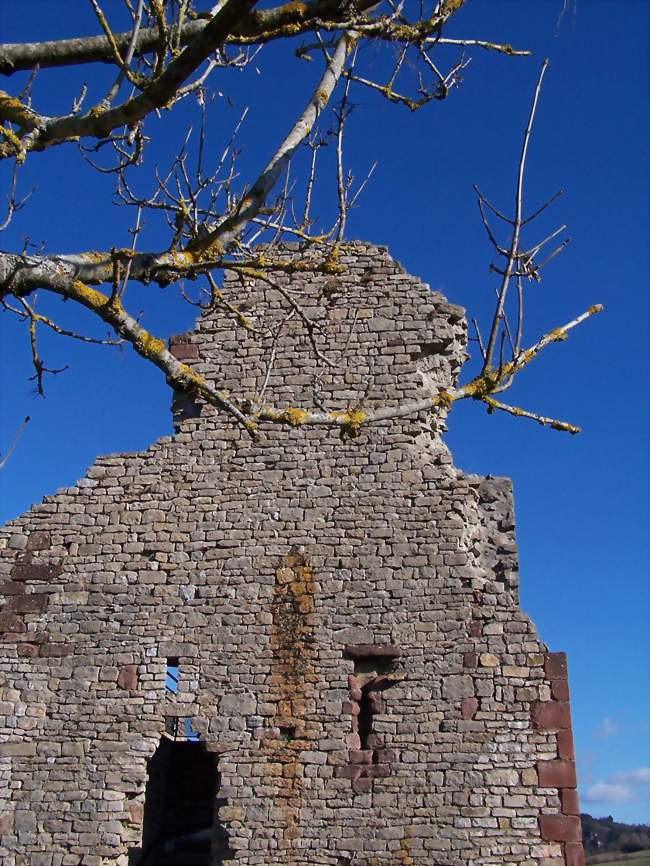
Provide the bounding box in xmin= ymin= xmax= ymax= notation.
xmin=282 ymin=408 xmax=309 ymax=427
xmin=331 ymin=407 xmax=367 ymax=437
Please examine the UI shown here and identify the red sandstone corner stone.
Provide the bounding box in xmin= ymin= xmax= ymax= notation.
xmin=552 ymin=678 xmax=570 ymax=701
xmin=532 ymin=700 xmax=571 ymax=731
xmin=545 ymin=652 xmax=568 ymax=680
xmin=117 ymin=664 xmax=139 ymax=690
xmin=557 ymin=729 xmax=576 ymax=761
xmin=561 ymin=788 xmax=580 ymax=816
xmin=537 ymin=759 xmax=577 ymax=788
xmin=539 ymin=814 xmax=582 ymax=843
xmin=565 ymin=842 xmax=586 ymax=866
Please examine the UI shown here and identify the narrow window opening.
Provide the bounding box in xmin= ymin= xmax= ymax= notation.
xmin=165 ymin=658 xmax=179 ymax=693
xmin=165 ymin=716 xmax=180 ymax=738
xmin=340 ymin=644 xmax=401 ymax=789
xmin=184 ymin=718 xmax=200 ymax=742
xmin=358 ymin=686 xmax=374 ymax=751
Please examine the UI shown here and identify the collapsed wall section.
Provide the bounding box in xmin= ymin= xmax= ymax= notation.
xmin=0 ymin=243 xmax=583 ymax=866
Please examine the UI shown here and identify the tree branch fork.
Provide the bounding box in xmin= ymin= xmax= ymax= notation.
xmin=0 ymin=4 xmax=600 ymax=445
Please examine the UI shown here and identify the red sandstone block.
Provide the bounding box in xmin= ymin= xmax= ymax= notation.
xmin=16 ymin=643 xmax=39 ymax=657
xmin=0 ymin=580 xmax=29 ymax=596
xmin=376 ymin=748 xmax=398 ymax=763
xmin=532 ymin=701 xmax=571 ymax=731
xmin=537 ymin=759 xmax=577 ymax=789
xmin=557 ymin=729 xmax=576 ymax=761
xmin=336 ymin=765 xmax=362 ymax=781
xmin=10 ymin=563 xmax=63 ymax=582
xmin=352 ymin=777 xmax=373 ymax=794
xmin=39 ymin=642 xmax=72 ymax=657
xmin=344 ymin=733 xmax=360 ymax=750
xmin=6 ymin=593 xmax=49 ymax=614
xmin=469 ymin=620 xmax=482 ymax=637
xmin=349 ymin=750 xmax=373 ymax=765
xmin=464 ymin=652 xmax=478 ymax=669
xmin=0 ymin=613 xmax=25 ymax=633
xmin=462 ymin=697 xmax=479 ymax=720
xmin=169 ymin=342 xmax=199 ymax=360
xmin=561 ymin=788 xmax=580 ymax=816
xmin=365 ymin=764 xmax=390 ymax=778
xmin=539 ymin=814 xmax=582 ymax=843
xmin=117 ymin=664 xmax=139 ymax=691
xmin=545 ymin=652 xmax=568 ymax=680
xmin=128 ymin=802 xmax=144 ymax=825
xmin=552 ymin=679 xmax=570 ymax=701
xmin=565 ymin=842 xmax=586 ymax=866
xmin=26 ymin=531 xmax=51 ymax=551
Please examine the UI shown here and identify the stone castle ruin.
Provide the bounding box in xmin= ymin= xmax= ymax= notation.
xmin=0 ymin=244 xmax=584 ymax=866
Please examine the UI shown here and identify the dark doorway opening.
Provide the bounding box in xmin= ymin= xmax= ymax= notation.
xmin=129 ymin=738 xmax=231 ymax=866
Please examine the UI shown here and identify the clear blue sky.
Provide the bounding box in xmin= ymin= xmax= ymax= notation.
xmin=1 ymin=2 xmax=648 ymax=824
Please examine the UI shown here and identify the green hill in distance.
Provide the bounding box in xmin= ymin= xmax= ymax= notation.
xmin=583 ymin=814 xmax=650 ymax=858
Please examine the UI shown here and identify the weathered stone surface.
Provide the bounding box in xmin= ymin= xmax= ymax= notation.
xmin=5 ymin=592 xmax=49 ymax=614
xmin=565 ymin=841 xmax=586 ymax=866
xmin=116 ymin=665 xmax=139 ymax=691
xmin=561 ymin=788 xmax=581 ymax=815
xmin=539 ymin=814 xmax=582 ymax=843
xmin=0 ymin=244 xmax=583 ymax=866
xmin=26 ymin=530 xmax=52 ymax=551
xmin=545 ymin=652 xmax=568 ymax=679
xmin=0 ymin=742 xmax=37 ymax=757
xmin=10 ymin=563 xmax=63 ymax=582
xmin=537 ymin=759 xmax=577 ymax=789
xmin=532 ymin=700 xmax=572 ymax=731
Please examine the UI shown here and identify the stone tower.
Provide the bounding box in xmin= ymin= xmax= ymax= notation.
xmin=0 ymin=243 xmax=584 ymax=866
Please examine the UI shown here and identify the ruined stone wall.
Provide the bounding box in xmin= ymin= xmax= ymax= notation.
xmin=0 ymin=243 xmax=583 ymax=866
